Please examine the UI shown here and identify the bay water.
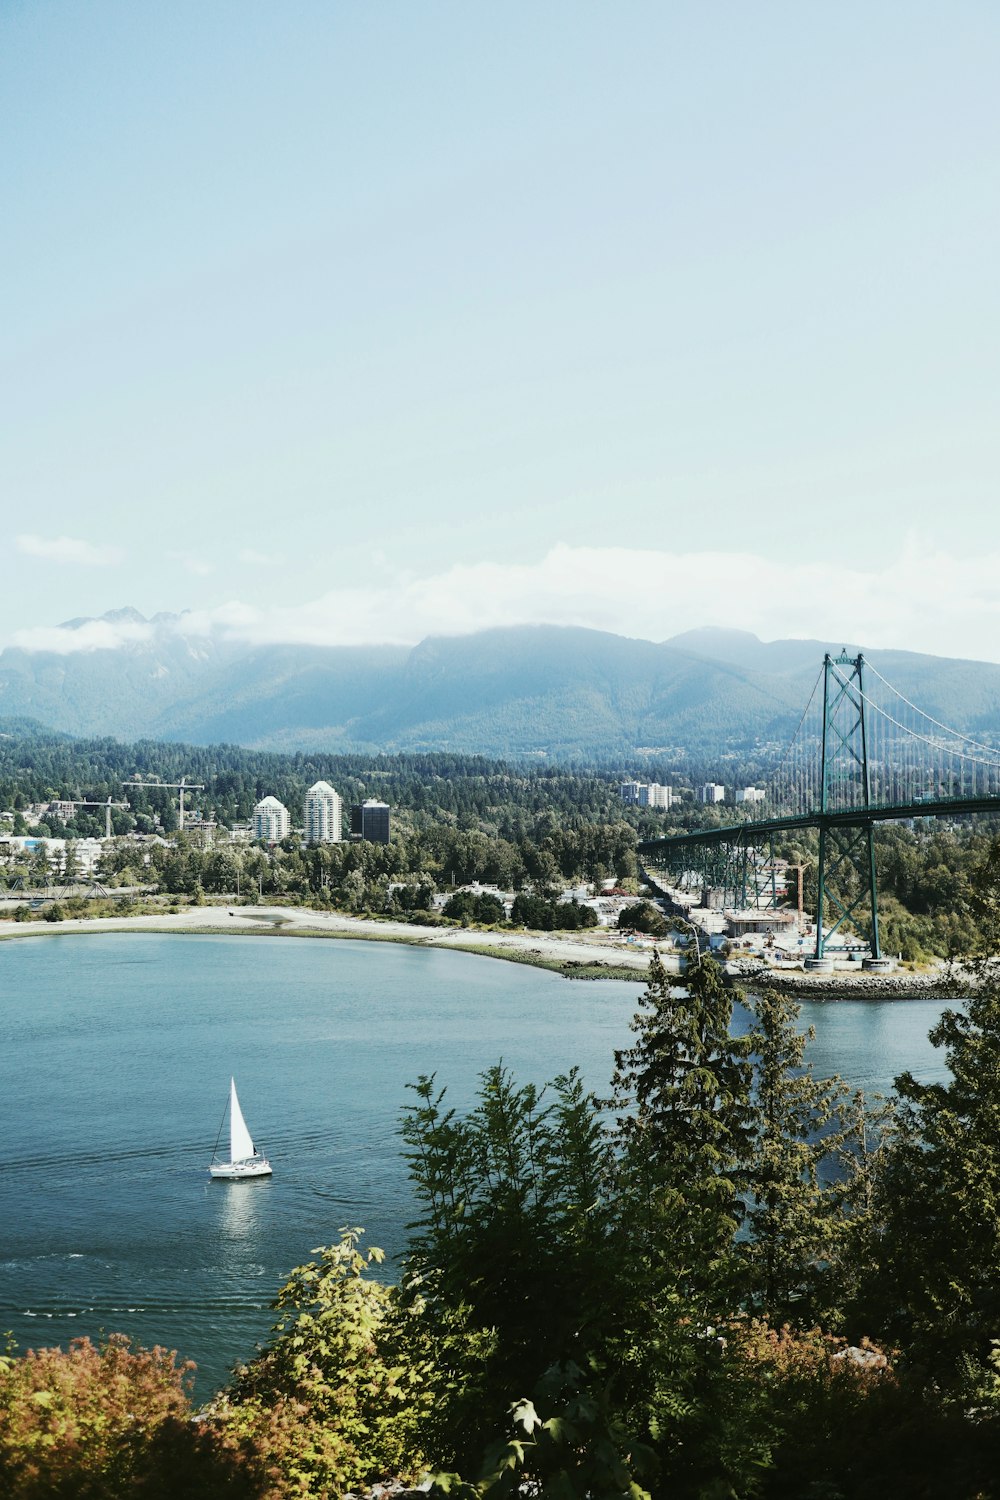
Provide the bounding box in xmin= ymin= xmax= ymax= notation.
xmin=0 ymin=933 xmax=949 ymax=1394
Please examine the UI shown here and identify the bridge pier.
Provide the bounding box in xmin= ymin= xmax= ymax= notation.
xmin=803 ymin=955 xmax=834 ymax=973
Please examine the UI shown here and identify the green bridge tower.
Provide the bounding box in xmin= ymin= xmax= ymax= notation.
xmin=807 ymin=651 xmax=888 ymax=971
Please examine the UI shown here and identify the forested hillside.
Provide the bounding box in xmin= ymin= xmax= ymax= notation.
xmin=4 ymin=613 xmax=1000 ymax=755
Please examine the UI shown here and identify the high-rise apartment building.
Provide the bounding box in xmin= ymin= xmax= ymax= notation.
xmin=253 ymin=795 xmax=290 ymax=842
xmin=620 ymin=781 xmax=673 ymax=809
xmin=735 ymin=787 xmax=766 ymax=805
xmin=350 ymin=798 xmax=390 ymax=844
xmin=698 ymin=783 xmax=726 ymax=804
xmin=304 ymin=781 xmax=342 ymax=843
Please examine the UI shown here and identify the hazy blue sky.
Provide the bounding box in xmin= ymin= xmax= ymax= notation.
xmin=3 ymin=3 xmax=999 ymax=658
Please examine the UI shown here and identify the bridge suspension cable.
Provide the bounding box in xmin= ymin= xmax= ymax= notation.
xmin=759 ymin=663 xmax=824 ymax=822
xmin=753 ymin=655 xmax=1000 ymax=819
xmin=862 ymin=660 xmax=1000 ymax=760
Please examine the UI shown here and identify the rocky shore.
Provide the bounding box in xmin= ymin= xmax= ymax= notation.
xmin=725 ymin=963 xmax=954 ymax=1000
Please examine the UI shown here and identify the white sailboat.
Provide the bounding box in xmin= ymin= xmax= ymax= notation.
xmin=209 ymin=1077 xmax=272 ymax=1179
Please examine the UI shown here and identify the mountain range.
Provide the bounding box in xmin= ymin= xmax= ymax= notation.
xmin=1 ymin=610 xmax=999 ymax=759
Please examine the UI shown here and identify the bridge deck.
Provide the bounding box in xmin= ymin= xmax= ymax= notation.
xmin=637 ymin=794 xmax=1000 ymax=857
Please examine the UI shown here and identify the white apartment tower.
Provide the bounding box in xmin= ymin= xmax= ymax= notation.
xmin=304 ymin=780 xmax=343 ymax=843
xmin=645 ymin=782 xmax=673 ymax=809
xmin=253 ymin=795 xmax=290 ymax=842
xmin=699 ymin=783 xmax=726 ymax=804
xmin=620 ymin=781 xmax=673 ymax=809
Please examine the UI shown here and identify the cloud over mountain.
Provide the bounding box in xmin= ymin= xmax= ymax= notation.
xmin=7 ymin=541 xmax=1000 ymax=664
xmin=2 ymin=604 xmax=1000 ymax=758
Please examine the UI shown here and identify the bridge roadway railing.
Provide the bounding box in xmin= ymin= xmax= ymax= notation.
xmin=636 ymin=793 xmax=1000 ymax=861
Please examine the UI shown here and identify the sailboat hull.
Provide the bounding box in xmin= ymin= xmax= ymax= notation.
xmin=210 ymin=1078 xmax=273 ymax=1179
xmin=209 ymin=1157 xmax=272 ymax=1180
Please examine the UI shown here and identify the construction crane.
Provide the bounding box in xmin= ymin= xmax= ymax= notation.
xmin=785 ymin=862 xmax=809 ymax=933
xmin=50 ymin=797 xmax=130 ymax=840
xmin=122 ymin=778 xmax=206 ymax=834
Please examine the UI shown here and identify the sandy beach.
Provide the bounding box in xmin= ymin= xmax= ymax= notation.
xmin=0 ymin=904 xmax=667 ymax=977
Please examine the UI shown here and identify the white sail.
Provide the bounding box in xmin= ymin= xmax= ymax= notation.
xmin=229 ymin=1077 xmax=256 ymax=1162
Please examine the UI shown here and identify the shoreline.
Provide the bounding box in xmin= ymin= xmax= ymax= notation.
xmin=0 ymin=904 xmax=952 ymax=995
xmin=0 ymin=905 xmax=659 ymax=981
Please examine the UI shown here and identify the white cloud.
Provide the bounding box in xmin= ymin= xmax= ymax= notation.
xmin=238 ymin=548 xmax=281 ymax=567
xmin=168 ymin=551 xmax=215 ymax=577
xmin=16 ymin=534 xmax=124 ymax=567
xmin=174 ymin=542 xmax=1000 ymax=663
xmin=11 ymin=619 xmax=153 ymax=654
xmin=6 ymin=543 xmax=1000 ymax=662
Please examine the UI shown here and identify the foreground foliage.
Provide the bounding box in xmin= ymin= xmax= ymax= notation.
xmin=0 ymin=1334 xmax=276 ymax=1498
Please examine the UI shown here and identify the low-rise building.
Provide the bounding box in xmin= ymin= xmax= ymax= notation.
xmin=725 ymin=909 xmax=798 ymax=937
xmin=47 ymin=800 xmax=79 ymax=821
xmin=0 ymin=835 xmax=104 ymax=875
xmin=431 ymin=881 xmax=515 ymax=916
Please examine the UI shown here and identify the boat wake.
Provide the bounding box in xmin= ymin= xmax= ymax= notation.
xmin=2 ymin=1294 xmax=272 ymax=1318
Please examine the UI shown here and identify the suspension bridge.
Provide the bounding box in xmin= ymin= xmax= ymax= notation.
xmin=636 ymin=652 xmax=1000 ymax=971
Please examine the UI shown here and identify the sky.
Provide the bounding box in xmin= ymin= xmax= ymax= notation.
xmin=2 ymin=2 xmax=999 ymax=661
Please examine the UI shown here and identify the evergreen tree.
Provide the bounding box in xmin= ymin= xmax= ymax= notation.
xmin=742 ymin=987 xmax=849 ymax=1327
xmin=611 ymin=948 xmax=754 ymax=1305
xmin=401 ymin=1065 xmax=620 ymax=1465
xmin=855 ymin=978 xmax=1000 ymax=1376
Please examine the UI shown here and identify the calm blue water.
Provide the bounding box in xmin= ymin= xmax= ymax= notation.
xmin=0 ymin=934 xmax=949 ymax=1394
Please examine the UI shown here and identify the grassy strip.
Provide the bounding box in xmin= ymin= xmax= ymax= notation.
xmin=436 ymin=939 xmax=648 ymax=981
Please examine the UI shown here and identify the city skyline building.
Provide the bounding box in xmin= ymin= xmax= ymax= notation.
xmin=253 ymin=795 xmax=290 ymax=842
xmin=699 ymin=783 xmax=726 ymax=804
xmin=619 ymin=781 xmax=673 ymax=809
xmin=351 ymin=798 xmax=390 ymax=844
xmin=304 ymin=780 xmax=342 ymax=843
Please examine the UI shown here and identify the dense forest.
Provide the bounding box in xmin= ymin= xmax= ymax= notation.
xmin=6 ymin=941 xmax=1000 ymax=1496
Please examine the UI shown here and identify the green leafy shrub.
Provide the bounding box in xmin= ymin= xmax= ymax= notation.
xmin=223 ymin=1229 xmax=446 ymax=1495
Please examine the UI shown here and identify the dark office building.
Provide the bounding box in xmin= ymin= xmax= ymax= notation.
xmin=350 ymin=798 xmax=390 ymax=844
